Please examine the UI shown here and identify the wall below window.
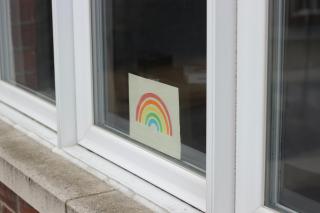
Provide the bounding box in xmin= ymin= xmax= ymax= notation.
xmin=0 ymin=182 xmax=38 ymax=213
xmin=0 ymin=118 xmax=155 ymax=213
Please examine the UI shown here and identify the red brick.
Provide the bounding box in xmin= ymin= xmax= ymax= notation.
xmin=12 ymin=50 xmax=25 ymax=73
xmin=23 ymin=50 xmax=37 ymax=71
xmin=21 ymin=24 xmax=37 ymax=48
xmin=24 ymin=72 xmax=39 ymax=89
xmin=0 ymin=183 xmax=17 ymax=211
xmin=18 ymin=198 xmax=38 ymax=213
xmin=19 ymin=0 xmax=36 ymax=22
xmin=11 ymin=25 xmax=23 ymax=47
xmin=2 ymin=205 xmax=14 ymax=213
xmin=9 ymin=0 xmax=22 ymax=25
xmin=15 ymin=75 xmax=26 ymax=86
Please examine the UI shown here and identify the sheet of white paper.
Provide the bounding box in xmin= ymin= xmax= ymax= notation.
xmin=129 ymin=73 xmax=181 ymax=159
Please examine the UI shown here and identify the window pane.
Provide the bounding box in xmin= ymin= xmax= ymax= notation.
xmin=92 ymin=0 xmax=206 ymax=172
xmin=267 ymin=0 xmax=320 ymax=212
xmin=0 ymin=0 xmax=55 ymax=102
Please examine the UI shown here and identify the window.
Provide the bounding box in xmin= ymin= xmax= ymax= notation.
xmin=0 ymin=0 xmax=237 ymax=211
xmin=72 ymin=0 xmax=237 ymax=210
xmin=0 ymin=0 xmax=55 ymax=102
xmin=92 ymin=0 xmax=206 ymax=172
xmin=266 ymin=0 xmax=320 ymax=212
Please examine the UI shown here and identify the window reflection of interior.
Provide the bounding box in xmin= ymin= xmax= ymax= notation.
xmin=0 ymin=0 xmax=55 ymax=102
xmin=291 ymin=0 xmax=320 ymax=17
xmin=93 ymin=0 xmax=207 ymax=172
xmin=267 ymin=0 xmax=320 ymax=212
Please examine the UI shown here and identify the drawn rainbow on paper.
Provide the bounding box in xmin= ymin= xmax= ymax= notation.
xmin=136 ymin=93 xmax=173 ymax=136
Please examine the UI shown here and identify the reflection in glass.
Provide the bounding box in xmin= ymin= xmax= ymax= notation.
xmin=0 ymin=0 xmax=55 ymax=102
xmin=267 ymin=0 xmax=320 ymax=212
xmin=93 ymin=0 xmax=206 ymax=172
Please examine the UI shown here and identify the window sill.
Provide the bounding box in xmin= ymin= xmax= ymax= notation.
xmin=256 ymin=207 xmax=280 ymax=213
xmin=0 ymin=119 xmax=153 ymax=213
xmin=0 ymin=104 xmax=202 ymax=213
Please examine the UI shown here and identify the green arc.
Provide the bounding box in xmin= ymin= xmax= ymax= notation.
xmin=145 ymin=112 xmax=163 ymax=133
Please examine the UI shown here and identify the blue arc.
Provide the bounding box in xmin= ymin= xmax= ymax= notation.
xmin=147 ymin=118 xmax=160 ymax=132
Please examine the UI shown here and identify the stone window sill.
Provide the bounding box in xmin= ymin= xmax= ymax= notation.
xmin=0 ymin=119 xmax=153 ymax=213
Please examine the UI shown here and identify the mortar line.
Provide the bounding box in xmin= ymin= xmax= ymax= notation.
xmin=64 ymin=189 xmax=116 ymax=212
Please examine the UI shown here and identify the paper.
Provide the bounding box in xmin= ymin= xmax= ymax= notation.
xmin=129 ymin=74 xmax=181 ymax=159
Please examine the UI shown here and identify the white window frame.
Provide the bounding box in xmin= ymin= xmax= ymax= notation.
xmin=0 ymin=81 xmax=57 ymax=130
xmin=0 ymin=0 xmax=238 ymax=212
xmin=51 ymin=0 xmax=77 ymax=147
xmin=73 ymin=0 xmax=205 ymax=209
xmin=0 ymin=0 xmax=77 ymax=147
xmin=0 ymin=0 xmax=76 ymax=139
xmin=0 ymin=3 xmax=57 ymax=130
xmin=235 ymin=0 xmax=279 ymax=213
xmin=71 ymin=0 xmax=236 ymax=212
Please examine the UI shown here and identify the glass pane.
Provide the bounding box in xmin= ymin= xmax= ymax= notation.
xmin=0 ymin=0 xmax=55 ymax=102
xmin=92 ymin=0 xmax=206 ymax=172
xmin=267 ymin=0 xmax=320 ymax=212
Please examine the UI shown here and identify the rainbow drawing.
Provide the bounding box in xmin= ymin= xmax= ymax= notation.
xmin=136 ymin=93 xmax=173 ymax=136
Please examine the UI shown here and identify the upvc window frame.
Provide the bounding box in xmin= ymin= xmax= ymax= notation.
xmin=71 ymin=0 xmax=236 ymax=212
xmin=73 ymin=0 xmax=205 ymax=210
xmin=0 ymin=82 xmax=57 ymax=130
xmin=0 ymin=0 xmax=237 ymax=212
xmin=235 ymin=0 xmax=279 ymax=213
xmin=0 ymin=0 xmax=56 ymax=131
xmin=0 ymin=0 xmax=77 ymax=142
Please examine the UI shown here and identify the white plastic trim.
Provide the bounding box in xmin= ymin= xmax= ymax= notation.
xmin=256 ymin=207 xmax=280 ymax=213
xmin=0 ymin=101 xmax=57 ymax=145
xmin=206 ymin=0 xmax=237 ymax=212
xmin=78 ymin=126 xmax=206 ymax=211
xmin=73 ymin=0 xmax=93 ymax=140
xmin=73 ymin=0 xmax=207 ymax=210
xmin=236 ymin=0 xmax=269 ymax=212
xmin=0 ymin=81 xmax=57 ymax=130
xmin=51 ymin=0 xmax=78 ymax=147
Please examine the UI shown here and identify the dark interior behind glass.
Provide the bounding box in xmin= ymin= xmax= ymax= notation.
xmin=0 ymin=0 xmax=55 ymax=102
xmin=93 ymin=0 xmax=206 ymax=171
xmin=267 ymin=0 xmax=320 ymax=212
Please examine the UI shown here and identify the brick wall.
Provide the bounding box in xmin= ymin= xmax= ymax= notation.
xmin=0 ymin=182 xmax=38 ymax=213
xmin=9 ymin=0 xmax=55 ymax=98
xmin=10 ymin=0 xmax=38 ymax=89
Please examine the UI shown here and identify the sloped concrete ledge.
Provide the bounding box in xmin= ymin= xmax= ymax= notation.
xmin=0 ymin=120 xmax=152 ymax=213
